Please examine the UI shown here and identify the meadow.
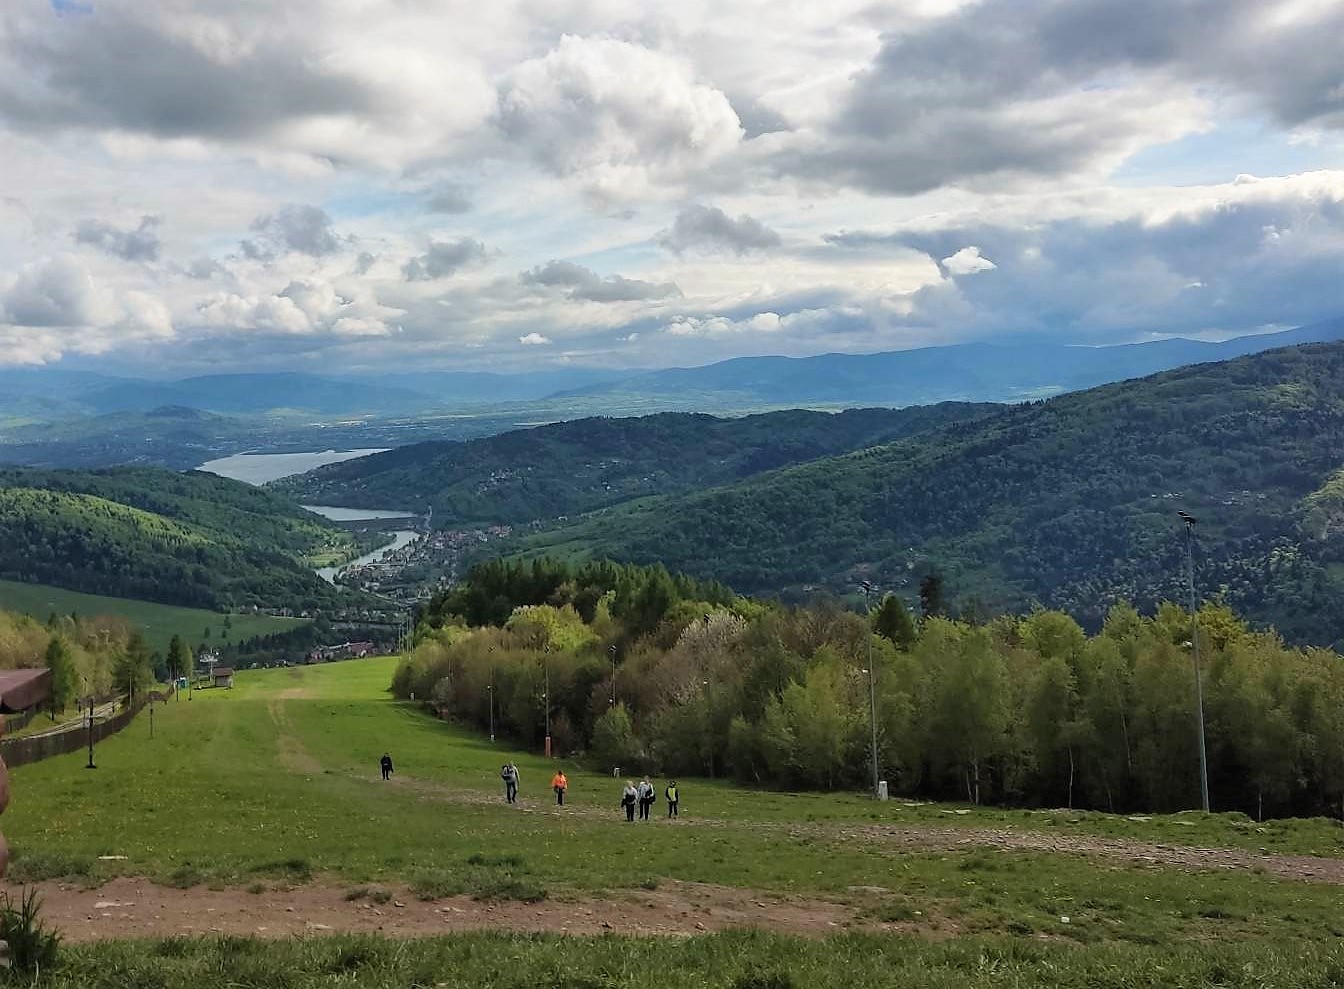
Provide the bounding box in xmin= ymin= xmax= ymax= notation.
xmin=0 ymin=579 xmax=309 ymax=656
xmin=5 ymin=658 xmax=1344 ymax=986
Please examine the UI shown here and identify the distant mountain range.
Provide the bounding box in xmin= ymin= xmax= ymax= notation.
xmin=508 ymin=342 xmax=1344 ymax=646
xmin=548 ymin=318 xmax=1344 ymax=407
xmin=3 ymin=318 xmax=1341 ymax=421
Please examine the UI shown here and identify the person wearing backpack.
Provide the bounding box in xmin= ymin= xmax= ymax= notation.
xmin=665 ymin=780 xmax=679 ymax=818
xmin=620 ymin=780 xmax=638 ymax=822
xmin=380 ymin=752 xmax=394 ymax=781
xmin=637 ymin=777 xmax=655 ymax=821
xmin=501 ymin=762 xmax=519 ymax=804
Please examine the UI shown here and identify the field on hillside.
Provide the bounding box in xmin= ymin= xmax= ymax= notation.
xmin=0 ymin=579 xmax=309 ymax=655
xmin=5 ymin=658 xmax=1344 ymax=986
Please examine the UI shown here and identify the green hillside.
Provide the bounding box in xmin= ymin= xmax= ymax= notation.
xmin=512 ymin=344 xmax=1344 ymax=644
xmin=272 ymin=405 xmax=996 ymax=524
xmin=0 ymin=579 xmax=307 ymax=656
xmin=0 ymin=466 xmax=359 ymax=612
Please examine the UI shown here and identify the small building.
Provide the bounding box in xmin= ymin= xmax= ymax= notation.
xmin=211 ymin=667 xmax=235 ymax=689
xmin=0 ymin=668 xmax=53 ymax=716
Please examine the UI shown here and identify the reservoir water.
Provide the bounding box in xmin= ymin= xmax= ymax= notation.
xmin=195 ymin=450 xmax=420 ymax=581
xmin=198 ymin=448 xmax=388 ymax=485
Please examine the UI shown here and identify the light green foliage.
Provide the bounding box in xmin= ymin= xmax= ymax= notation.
xmin=590 ymin=702 xmax=640 ymax=770
xmin=506 ymin=604 xmax=595 ymax=653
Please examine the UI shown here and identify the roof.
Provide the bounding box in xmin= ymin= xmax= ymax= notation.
xmin=0 ymin=668 xmax=53 ymax=713
xmin=212 ymin=667 xmax=235 ymax=677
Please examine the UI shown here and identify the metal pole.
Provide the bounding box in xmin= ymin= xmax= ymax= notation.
xmin=488 ymin=684 xmax=495 ymax=743
xmin=150 ymin=697 xmax=155 ymax=740
xmin=1186 ymin=520 xmax=1211 ymax=812
xmin=609 ymin=645 xmax=617 ymax=706
xmin=862 ymin=583 xmax=879 ymax=799
xmin=543 ymin=661 xmax=551 ymax=758
xmin=85 ymin=698 xmax=96 ymax=769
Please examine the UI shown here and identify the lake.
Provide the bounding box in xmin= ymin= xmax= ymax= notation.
xmin=197 ymin=449 xmax=388 ymax=485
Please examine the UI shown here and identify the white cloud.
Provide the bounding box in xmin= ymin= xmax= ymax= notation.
xmin=941 ymin=246 xmax=997 ymax=275
xmin=519 ymin=332 xmax=552 ymax=346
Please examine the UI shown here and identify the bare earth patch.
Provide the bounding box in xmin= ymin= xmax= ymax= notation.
xmin=11 ymin=878 xmax=865 ymax=942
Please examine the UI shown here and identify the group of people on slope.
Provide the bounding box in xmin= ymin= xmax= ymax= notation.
xmin=621 ymin=777 xmax=678 ymax=821
xmin=500 ymin=762 xmax=569 ymax=805
xmin=498 ymin=762 xmax=681 ymax=820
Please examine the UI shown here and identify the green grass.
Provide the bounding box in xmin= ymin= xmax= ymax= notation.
xmin=7 ymin=658 xmax=1344 ymax=951
xmin=38 ymin=931 xmax=1344 ymax=988
xmin=0 ymin=579 xmax=309 ymax=655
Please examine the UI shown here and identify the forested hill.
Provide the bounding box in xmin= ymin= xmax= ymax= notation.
xmin=0 ymin=467 xmax=357 ymax=612
xmin=511 ymin=343 xmax=1344 ymax=645
xmin=271 ymin=405 xmax=996 ymax=525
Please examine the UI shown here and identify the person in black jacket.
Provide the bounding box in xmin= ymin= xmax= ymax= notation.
xmin=380 ymin=752 xmax=394 ymax=780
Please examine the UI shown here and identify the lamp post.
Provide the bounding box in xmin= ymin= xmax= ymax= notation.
xmin=85 ymin=697 xmax=96 ymax=770
xmin=543 ymin=661 xmax=552 ymax=758
xmin=609 ymin=645 xmax=617 ymax=707
xmin=1179 ymin=511 xmax=1211 ymax=813
xmin=860 ymin=580 xmax=880 ymax=799
xmin=487 ymin=683 xmax=495 ymax=743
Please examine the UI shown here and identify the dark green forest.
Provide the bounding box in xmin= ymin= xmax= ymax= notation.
xmin=271 ymin=405 xmax=996 ymax=524
xmin=509 ymin=344 xmax=1344 ymax=645
xmin=0 ymin=467 xmax=359 ymax=611
xmin=400 ymin=558 xmax=1344 ymax=820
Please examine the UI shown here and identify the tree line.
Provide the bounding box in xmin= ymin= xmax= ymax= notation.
xmin=396 ymin=558 xmax=1344 ymax=820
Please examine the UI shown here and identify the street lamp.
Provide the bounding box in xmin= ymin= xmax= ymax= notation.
xmin=860 ymin=580 xmax=880 ymax=799
xmin=487 ymin=682 xmax=495 ymax=743
xmin=542 ymin=660 xmax=552 ymax=758
xmin=85 ymin=696 xmax=96 ymax=770
xmin=1178 ymin=512 xmax=1211 ymax=812
xmin=609 ymin=645 xmax=617 ymax=706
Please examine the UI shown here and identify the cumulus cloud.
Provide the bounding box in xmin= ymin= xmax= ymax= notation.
xmin=520 ymin=260 xmax=680 ymax=302
xmin=519 ymin=332 xmax=551 ymax=346
xmin=656 ymin=205 xmax=781 ymax=255
xmin=196 ymin=277 xmax=397 ymax=337
xmin=0 ymin=255 xmax=173 ymax=363
xmin=402 ymin=238 xmax=488 ymax=281
xmin=497 ymin=36 xmax=743 ymax=197
xmin=241 ymin=205 xmax=342 ymax=259
xmin=773 ymin=0 xmax=1344 ymax=195
xmin=941 ymin=247 xmax=997 ymax=276
xmin=827 ymin=176 xmax=1344 ymax=340
xmin=73 ymin=215 xmax=162 ymax=262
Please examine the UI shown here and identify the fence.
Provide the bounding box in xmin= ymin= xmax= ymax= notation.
xmin=0 ymin=685 xmax=173 ymax=768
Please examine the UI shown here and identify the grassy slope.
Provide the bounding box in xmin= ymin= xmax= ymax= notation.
xmin=0 ymin=579 xmax=307 ymax=656
xmin=6 ymin=658 xmax=1344 ymax=956
xmin=512 ymin=344 xmax=1344 ymax=641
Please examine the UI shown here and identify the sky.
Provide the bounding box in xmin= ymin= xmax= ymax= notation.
xmin=1 ymin=0 xmax=1342 ymax=375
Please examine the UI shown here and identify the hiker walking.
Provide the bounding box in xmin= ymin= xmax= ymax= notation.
xmin=551 ymin=770 xmax=568 ymax=806
xmin=380 ymin=752 xmax=394 ymax=781
xmin=621 ymin=780 xmax=638 ymax=822
xmin=501 ymin=762 xmax=519 ymax=804
xmin=637 ymin=777 xmax=655 ymax=821
xmin=665 ymin=780 xmax=679 ymax=818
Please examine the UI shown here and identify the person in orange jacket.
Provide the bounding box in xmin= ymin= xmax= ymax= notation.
xmin=551 ymin=770 xmax=568 ymax=806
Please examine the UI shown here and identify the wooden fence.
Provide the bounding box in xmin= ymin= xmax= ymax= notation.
xmin=0 ymin=686 xmax=173 ymax=768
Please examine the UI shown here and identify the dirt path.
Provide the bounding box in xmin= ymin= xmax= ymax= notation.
xmin=15 ymin=878 xmax=866 ymax=942
xmin=267 ymin=686 xmax=321 ymax=775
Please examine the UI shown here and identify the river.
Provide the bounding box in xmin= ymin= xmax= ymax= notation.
xmin=196 ymin=451 xmax=421 ymax=582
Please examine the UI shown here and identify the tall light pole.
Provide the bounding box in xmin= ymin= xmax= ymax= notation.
xmin=543 ymin=661 xmax=551 ymax=758
xmin=860 ymin=580 xmax=880 ymax=799
xmin=609 ymin=645 xmax=617 ymax=707
xmin=487 ymin=683 xmax=495 ymax=743
xmin=1179 ymin=512 xmax=1211 ymax=813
